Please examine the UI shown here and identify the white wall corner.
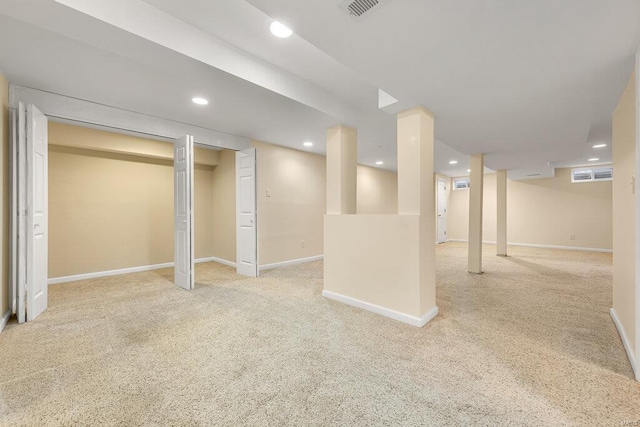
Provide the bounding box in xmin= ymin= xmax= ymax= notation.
xmin=611 ymin=308 xmax=639 ymax=380
xmin=322 ymin=290 xmax=438 ymax=328
xmin=0 ymin=310 xmax=11 ymax=333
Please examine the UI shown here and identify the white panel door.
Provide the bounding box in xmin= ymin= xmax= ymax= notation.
xmin=9 ymin=107 xmax=16 ymax=317
xmin=437 ymin=178 xmax=448 ymax=244
xmin=26 ymin=104 xmax=48 ymax=321
xmin=16 ymin=103 xmax=27 ymax=323
xmin=236 ymin=148 xmax=257 ymax=277
xmin=174 ymin=135 xmax=194 ymax=290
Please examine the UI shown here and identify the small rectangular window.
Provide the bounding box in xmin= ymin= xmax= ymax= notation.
xmin=571 ymin=166 xmax=612 ymax=183
xmin=453 ymin=177 xmax=470 ymax=190
xmin=594 ymin=167 xmax=613 ymax=180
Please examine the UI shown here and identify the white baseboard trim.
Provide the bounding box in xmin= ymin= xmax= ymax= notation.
xmin=196 ymin=256 xmax=236 ymax=268
xmin=260 ymin=255 xmax=324 ymax=271
xmin=48 ymin=257 xmax=235 ymax=285
xmin=610 ymin=308 xmax=639 ymax=380
xmin=0 ymin=310 xmax=11 ymax=333
xmin=322 ymin=290 xmax=438 ymax=327
xmin=445 ymin=239 xmax=613 ymax=253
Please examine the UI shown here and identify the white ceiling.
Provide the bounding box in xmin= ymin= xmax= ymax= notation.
xmin=0 ymin=0 xmax=636 ymax=178
xmin=246 ymin=0 xmax=640 ymax=169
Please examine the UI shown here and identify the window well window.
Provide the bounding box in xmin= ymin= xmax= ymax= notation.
xmin=571 ymin=166 xmax=613 ymax=183
xmin=453 ymin=177 xmax=470 ymax=190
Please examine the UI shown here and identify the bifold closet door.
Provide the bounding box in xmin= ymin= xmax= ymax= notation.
xmin=174 ymin=135 xmax=194 ymax=290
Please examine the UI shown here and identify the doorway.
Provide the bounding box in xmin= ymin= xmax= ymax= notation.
xmin=10 ymin=109 xmax=258 ymax=323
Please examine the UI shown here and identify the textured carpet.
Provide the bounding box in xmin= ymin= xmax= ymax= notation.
xmin=1 ymin=243 xmax=639 ymax=426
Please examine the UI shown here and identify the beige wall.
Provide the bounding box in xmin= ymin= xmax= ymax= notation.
xmin=250 ymin=140 xmax=401 ymax=266
xmin=251 ymin=140 xmax=326 ymax=265
xmin=357 ymin=165 xmax=398 ymax=214
xmin=325 ymin=214 xmax=423 ymax=316
xmin=46 ymin=130 xmax=401 ymax=276
xmin=0 ymin=72 xmax=8 ymax=316
xmin=211 ymin=149 xmax=236 ymax=263
xmin=448 ymin=168 xmax=613 ymax=250
xmin=48 ymin=122 xmax=216 ymax=278
xmin=612 ymin=70 xmax=636 ymax=356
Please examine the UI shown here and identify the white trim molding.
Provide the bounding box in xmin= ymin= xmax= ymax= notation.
xmin=0 ymin=310 xmax=11 ymax=333
xmin=199 ymin=257 xmax=236 ymax=268
xmin=610 ymin=308 xmax=639 ymax=380
xmin=260 ymin=255 xmax=324 ymax=271
xmin=322 ymin=290 xmax=438 ymax=327
xmin=445 ymin=239 xmax=613 ymax=254
xmin=48 ymin=257 xmax=235 ymax=285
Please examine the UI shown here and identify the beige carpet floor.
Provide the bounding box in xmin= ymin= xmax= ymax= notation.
xmin=1 ymin=243 xmax=639 ymax=426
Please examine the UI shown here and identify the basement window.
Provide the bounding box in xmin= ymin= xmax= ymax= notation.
xmin=571 ymin=166 xmax=613 ymax=183
xmin=453 ymin=177 xmax=470 ymax=190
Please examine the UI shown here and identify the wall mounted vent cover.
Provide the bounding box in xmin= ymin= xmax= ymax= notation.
xmin=339 ymin=0 xmax=388 ymax=21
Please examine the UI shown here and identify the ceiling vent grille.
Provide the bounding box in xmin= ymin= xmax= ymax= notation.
xmin=339 ymin=0 xmax=388 ymax=21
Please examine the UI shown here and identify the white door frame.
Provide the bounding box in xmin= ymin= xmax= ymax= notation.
xmin=236 ymin=148 xmax=258 ymax=277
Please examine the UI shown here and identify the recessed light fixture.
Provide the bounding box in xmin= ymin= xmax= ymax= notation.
xmin=592 ymin=144 xmax=607 ymax=148
xmin=467 ymin=169 xmax=471 ymax=173
xmin=588 ymin=158 xmax=600 ymax=162
xmin=449 ymin=160 xmax=458 ymax=165
xmin=303 ymin=141 xmax=313 ymax=147
xmin=376 ymin=161 xmax=384 ymax=165
xmin=270 ymin=21 xmax=293 ymax=38
xmin=192 ymin=97 xmax=208 ymax=105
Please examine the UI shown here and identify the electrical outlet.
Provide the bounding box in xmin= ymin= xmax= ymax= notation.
xmin=569 ymin=234 xmax=576 ymax=240
xmin=301 ymin=240 xmax=305 ymax=248
xmin=266 ymin=189 xmax=272 ymax=198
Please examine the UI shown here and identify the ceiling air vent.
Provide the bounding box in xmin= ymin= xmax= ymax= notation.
xmin=340 ymin=0 xmax=388 ymax=21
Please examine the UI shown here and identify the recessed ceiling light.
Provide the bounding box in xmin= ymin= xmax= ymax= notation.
xmin=467 ymin=169 xmax=471 ymax=173
xmin=270 ymin=21 xmax=293 ymax=38
xmin=303 ymin=141 xmax=313 ymax=147
xmin=376 ymin=161 xmax=384 ymax=165
xmin=449 ymin=160 xmax=458 ymax=165
xmin=192 ymin=97 xmax=208 ymax=105
xmin=592 ymin=144 xmax=607 ymax=148
xmin=588 ymin=158 xmax=600 ymax=162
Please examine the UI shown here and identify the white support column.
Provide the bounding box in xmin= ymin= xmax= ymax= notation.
xmin=496 ymin=169 xmax=507 ymax=257
xmin=468 ymin=154 xmax=484 ymax=274
xmin=326 ymin=125 xmax=357 ymax=215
